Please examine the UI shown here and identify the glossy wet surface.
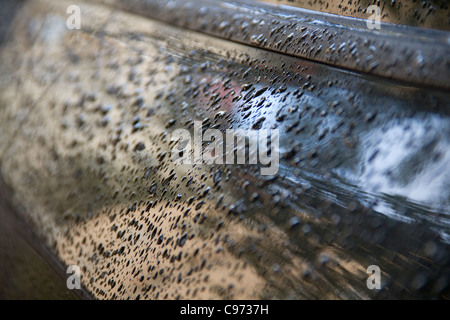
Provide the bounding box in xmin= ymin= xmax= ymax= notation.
xmin=0 ymin=0 xmax=449 ymax=299
xmin=258 ymin=0 xmax=450 ymax=31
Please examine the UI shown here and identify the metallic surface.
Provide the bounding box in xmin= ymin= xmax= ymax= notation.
xmin=0 ymin=181 xmax=81 ymax=300
xmin=101 ymin=0 xmax=450 ymax=90
xmin=0 ymin=0 xmax=449 ymax=299
xmin=258 ymin=0 xmax=450 ymax=31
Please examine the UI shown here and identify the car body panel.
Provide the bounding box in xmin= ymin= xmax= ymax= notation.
xmin=0 ymin=0 xmax=449 ymax=299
